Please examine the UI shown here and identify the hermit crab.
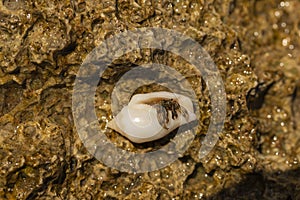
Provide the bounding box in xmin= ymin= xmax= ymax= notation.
xmin=107 ymin=91 xmax=197 ymax=143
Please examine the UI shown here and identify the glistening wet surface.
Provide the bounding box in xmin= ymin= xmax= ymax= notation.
xmin=0 ymin=0 xmax=299 ymax=199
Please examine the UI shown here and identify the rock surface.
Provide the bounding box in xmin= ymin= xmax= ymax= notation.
xmin=0 ymin=0 xmax=299 ymax=199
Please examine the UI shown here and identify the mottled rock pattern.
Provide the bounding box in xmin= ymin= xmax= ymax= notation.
xmin=0 ymin=0 xmax=299 ymax=199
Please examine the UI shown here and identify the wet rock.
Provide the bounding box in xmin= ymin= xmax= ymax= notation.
xmin=0 ymin=0 xmax=299 ymax=199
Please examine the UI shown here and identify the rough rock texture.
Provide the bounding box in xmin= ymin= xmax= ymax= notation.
xmin=0 ymin=0 xmax=299 ymax=199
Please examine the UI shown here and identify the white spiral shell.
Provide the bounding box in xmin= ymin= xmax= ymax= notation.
xmin=107 ymin=91 xmax=197 ymax=143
